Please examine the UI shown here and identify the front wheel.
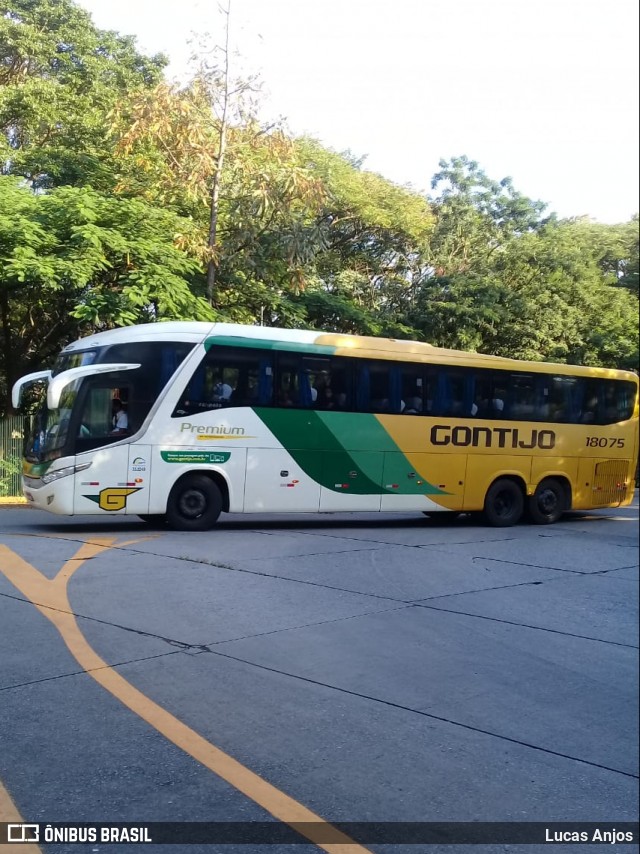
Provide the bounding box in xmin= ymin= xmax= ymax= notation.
xmin=166 ymin=475 xmax=222 ymax=531
xmin=528 ymin=478 xmax=567 ymax=524
xmin=483 ymin=479 xmax=524 ymax=527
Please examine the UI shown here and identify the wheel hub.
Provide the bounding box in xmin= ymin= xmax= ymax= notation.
xmin=538 ymin=488 xmax=558 ymax=513
xmin=179 ymin=489 xmax=206 ymax=519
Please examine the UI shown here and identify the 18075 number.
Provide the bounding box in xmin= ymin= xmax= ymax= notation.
xmin=586 ymin=437 xmax=625 ymax=448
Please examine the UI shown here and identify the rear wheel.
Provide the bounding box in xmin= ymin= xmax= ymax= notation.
xmin=483 ymin=479 xmax=524 ymax=527
xmin=166 ymin=475 xmax=222 ymax=531
xmin=528 ymin=478 xmax=566 ymax=525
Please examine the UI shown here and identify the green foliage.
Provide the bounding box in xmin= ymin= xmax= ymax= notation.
xmin=0 ymin=415 xmax=27 ymax=496
xmin=426 ymin=155 xmax=553 ymax=276
xmin=0 ymin=177 xmax=212 ymax=411
xmin=0 ymin=449 xmax=22 ymax=496
xmin=0 ymin=0 xmax=165 ymax=189
xmin=0 ymin=0 xmax=637 ymax=416
xmin=407 ymin=219 xmax=639 ymax=369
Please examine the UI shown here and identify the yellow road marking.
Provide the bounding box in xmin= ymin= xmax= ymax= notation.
xmin=0 ymin=778 xmax=43 ymax=853
xmin=0 ymin=539 xmax=370 ymax=853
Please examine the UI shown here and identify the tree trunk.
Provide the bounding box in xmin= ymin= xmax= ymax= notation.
xmin=0 ymin=289 xmax=15 ymax=414
xmin=206 ymin=0 xmax=231 ymax=307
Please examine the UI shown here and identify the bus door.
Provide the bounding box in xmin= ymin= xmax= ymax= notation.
xmin=71 ymin=383 xmax=145 ymax=516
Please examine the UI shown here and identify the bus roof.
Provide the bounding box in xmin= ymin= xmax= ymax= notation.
xmin=62 ymin=321 xmax=638 ymax=383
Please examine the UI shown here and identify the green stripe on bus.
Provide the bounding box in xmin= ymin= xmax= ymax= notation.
xmin=316 ymin=411 xmax=446 ymax=494
xmin=254 ymin=409 xmax=381 ymax=494
xmin=254 ymin=409 xmax=446 ymax=495
xmin=205 ymin=336 xmax=336 ymax=355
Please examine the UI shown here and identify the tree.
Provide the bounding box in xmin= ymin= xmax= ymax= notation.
xmin=556 ymin=216 xmax=639 ymax=298
xmin=427 ymin=155 xmax=552 ymax=276
xmin=0 ymin=0 xmax=166 ymax=190
xmin=111 ymin=80 xmax=328 ymax=316
xmin=405 ymin=218 xmax=639 ymax=369
xmin=291 ymin=138 xmax=434 ymax=329
xmin=0 ymin=177 xmax=211 ymax=414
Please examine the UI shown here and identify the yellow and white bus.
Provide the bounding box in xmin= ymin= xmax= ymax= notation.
xmin=12 ymin=322 xmax=639 ymax=529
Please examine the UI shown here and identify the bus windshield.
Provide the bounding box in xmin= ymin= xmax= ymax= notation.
xmin=26 ymin=381 xmax=82 ymax=462
xmin=24 ymin=340 xmax=194 ymax=462
xmin=52 ymin=350 xmax=98 ymax=376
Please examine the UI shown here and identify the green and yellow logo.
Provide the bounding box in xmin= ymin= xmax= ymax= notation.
xmin=84 ymin=487 xmax=141 ymax=511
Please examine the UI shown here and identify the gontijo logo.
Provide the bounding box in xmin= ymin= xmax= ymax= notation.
xmin=83 ymin=487 xmax=141 ymax=511
xmin=430 ymin=424 xmax=556 ymax=449
xmin=131 ymin=457 xmax=146 ymax=472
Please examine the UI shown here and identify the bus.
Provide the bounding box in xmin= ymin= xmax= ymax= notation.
xmin=11 ymin=321 xmax=639 ymax=530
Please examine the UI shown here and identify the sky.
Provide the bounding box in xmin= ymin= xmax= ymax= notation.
xmin=77 ymin=0 xmax=639 ymax=223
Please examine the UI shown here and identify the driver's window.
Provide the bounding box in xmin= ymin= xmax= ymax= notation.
xmin=78 ymin=387 xmax=125 ymax=439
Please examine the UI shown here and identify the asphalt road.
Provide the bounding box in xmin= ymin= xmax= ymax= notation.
xmin=0 ymin=500 xmax=638 ymax=853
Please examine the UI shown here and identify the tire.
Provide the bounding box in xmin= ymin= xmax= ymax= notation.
xmin=528 ymin=478 xmax=566 ymax=525
xmin=483 ymin=478 xmax=524 ymax=527
xmin=166 ymin=475 xmax=222 ymax=531
xmin=422 ymin=511 xmax=461 ymax=524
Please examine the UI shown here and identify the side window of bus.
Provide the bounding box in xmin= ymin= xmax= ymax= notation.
xmin=508 ymin=374 xmax=540 ymax=421
xmin=107 ymin=341 xmax=193 ymax=427
xmin=617 ymin=381 xmax=637 ymax=423
xmin=599 ymin=380 xmax=636 ymax=424
xmin=580 ymin=380 xmax=600 ymax=424
xmin=172 ymin=347 xmax=268 ymax=416
xmin=577 ymin=379 xmax=636 ymax=425
xmin=306 ymin=357 xmax=352 ymax=410
xmin=355 ymin=362 xmax=402 ymax=413
xmin=276 ymin=354 xmax=302 ymax=407
xmin=400 ymin=365 xmax=426 ymax=414
xmin=75 ymin=385 xmax=130 ymax=449
xmin=546 ymin=376 xmax=581 ymax=423
xmin=435 ymin=370 xmax=473 ymax=417
xmin=80 ymin=387 xmax=113 ymax=437
xmin=471 ymin=375 xmax=492 ymax=418
xmin=107 ymin=342 xmax=192 ymax=399
xmin=327 ymin=361 xmax=352 ymax=410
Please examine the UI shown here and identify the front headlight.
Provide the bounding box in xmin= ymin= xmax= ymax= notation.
xmin=41 ymin=462 xmax=92 ymax=485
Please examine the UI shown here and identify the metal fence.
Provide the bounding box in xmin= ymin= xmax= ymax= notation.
xmin=0 ymin=415 xmax=29 ymax=498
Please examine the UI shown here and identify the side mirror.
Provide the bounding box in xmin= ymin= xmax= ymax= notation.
xmin=12 ymin=370 xmax=52 ymax=409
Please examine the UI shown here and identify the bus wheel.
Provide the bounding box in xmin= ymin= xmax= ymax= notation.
xmin=167 ymin=475 xmax=222 ymax=531
xmin=528 ymin=478 xmax=566 ymax=525
xmin=483 ymin=479 xmax=523 ymax=527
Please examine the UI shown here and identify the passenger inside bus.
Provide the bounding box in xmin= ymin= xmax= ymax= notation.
xmin=277 ymin=388 xmax=294 ymax=407
xmin=317 ymin=387 xmax=336 ymax=409
xmin=471 ymin=393 xmax=489 ymax=417
xmin=603 ymin=387 xmax=618 ymax=421
xmin=581 ymin=396 xmax=598 ymax=423
xmin=213 ymin=381 xmax=233 ymax=402
xmin=111 ymin=399 xmax=129 ymax=435
xmin=491 ymin=395 xmax=505 ymax=414
xmin=404 ymin=396 xmax=422 ymax=414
